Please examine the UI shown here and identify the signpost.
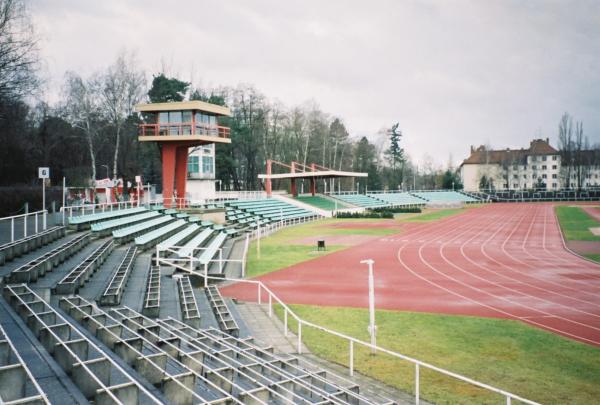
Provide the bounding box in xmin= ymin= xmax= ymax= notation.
xmin=38 ymin=167 xmax=49 ymax=229
xmin=135 ymin=175 xmax=142 ymax=207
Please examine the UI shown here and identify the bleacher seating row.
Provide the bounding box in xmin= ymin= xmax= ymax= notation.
xmin=158 ymin=317 xmax=388 ymax=404
xmin=369 ymin=192 xmax=425 ymax=206
xmin=67 ymin=206 xmax=147 ymax=229
xmin=90 ymin=210 xmax=160 ymax=236
xmin=176 ymin=275 xmax=201 ymax=328
xmin=411 ymin=191 xmax=479 ymax=203
xmin=53 ymin=239 xmax=114 ymax=294
xmin=330 ymin=190 xmax=481 ymax=208
xmin=60 ymin=295 xmax=231 ymax=405
xmin=112 ymin=215 xmax=173 ymax=244
xmin=0 ymin=323 xmax=50 ymax=404
xmin=333 ymin=194 xmax=389 ymax=208
xmin=9 ymin=233 xmax=91 ymax=283
xmin=205 ymin=285 xmax=240 ymax=337
xmin=99 ymin=246 xmax=138 ymax=306
xmin=0 ymin=226 xmax=66 ymax=266
xmin=134 ymin=219 xmax=187 ymax=250
xmin=4 ymin=285 xmax=160 ymax=404
xmin=227 ymin=198 xmax=316 ymax=223
xmin=142 ymin=264 xmax=161 ymax=317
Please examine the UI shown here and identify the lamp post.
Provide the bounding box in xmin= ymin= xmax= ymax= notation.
xmin=360 ymin=259 xmax=377 ymax=353
xmin=101 ymin=164 xmax=109 ymax=179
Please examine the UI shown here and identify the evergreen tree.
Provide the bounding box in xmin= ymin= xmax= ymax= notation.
xmin=385 ymin=122 xmax=405 ymax=188
xmin=148 ymin=74 xmax=189 ymax=103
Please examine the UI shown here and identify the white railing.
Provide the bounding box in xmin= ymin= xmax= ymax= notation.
xmin=213 ymin=191 xmax=267 ymax=201
xmin=0 ymin=210 xmax=48 ymax=243
xmin=154 ymin=219 xmax=540 ymax=405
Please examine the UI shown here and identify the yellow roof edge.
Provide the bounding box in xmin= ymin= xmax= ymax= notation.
xmin=135 ymin=100 xmax=231 ymax=116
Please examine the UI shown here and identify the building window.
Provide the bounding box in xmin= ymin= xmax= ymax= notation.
xmin=513 ymin=183 xmax=518 ymax=188
xmin=532 ymin=165 xmax=537 ymax=170
xmin=552 ymin=183 xmax=557 ymax=188
xmin=552 ymin=174 xmax=557 ymax=179
xmin=512 ymin=165 xmax=517 ymax=170
xmin=542 ymin=156 xmax=547 ymax=161
xmin=523 ymin=174 xmax=527 ymax=179
xmin=202 ymin=156 xmax=213 ymax=174
xmin=552 ymin=155 xmax=557 ymax=161
xmin=542 ymin=165 xmax=547 ymax=170
xmin=542 ymin=174 xmax=547 ymax=179
xmin=187 ymin=156 xmax=200 ymax=174
xmin=552 ymin=165 xmax=557 ymax=170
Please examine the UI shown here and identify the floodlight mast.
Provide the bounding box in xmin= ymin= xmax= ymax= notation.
xmin=360 ymin=258 xmax=376 ymax=353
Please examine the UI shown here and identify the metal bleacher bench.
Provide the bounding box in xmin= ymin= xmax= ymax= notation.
xmin=90 ymin=211 xmax=160 ymax=236
xmin=205 ymin=285 xmax=239 ymax=336
xmin=198 ymin=232 xmax=227 ymax=269
xmin=67 ymin=207 xmax=147 ymax=230
xmin=53 ymin=239 xmax=114 ymax=295
xmin=9 ymin=233 xmax=91 ymax=283
xmin=99 ymin=246 xmax=137 ymax=306
xmin=0 ymin=226 xmax=66 ymax=265
xmin=142 ymin=264 xmax=161 ymax=317
xmin=177 ymin=228 xmax=213 ymax=258
xmin=158 ymin=224 xmax=200 ymax=253
xmin=4 ymin=285 xmax=160 ymax=404
xmin=134 ymin=219 xmax=187 ymax=251
xmin=176 ymin=275 xmax=201 ymax=328
xmin=112 ymin=215 xmax=173 ymax=244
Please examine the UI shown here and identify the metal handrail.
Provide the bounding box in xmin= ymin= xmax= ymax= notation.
xmin=0 ymin=209 xmax=49 ymax=242
xmin=139 ymin=122 xmax=230 ymax=138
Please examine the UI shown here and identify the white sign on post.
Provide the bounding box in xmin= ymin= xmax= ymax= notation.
xmin=135 ymin=175 xmax=141 ymax=183
xmin=38 ymin=167 xmax=49 ymax=230
xmin=38 ymin=167 xmax=50 ymax=179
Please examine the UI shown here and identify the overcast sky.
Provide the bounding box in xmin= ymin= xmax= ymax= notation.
xmin=31 ymin=0 xmax=600 ymax=166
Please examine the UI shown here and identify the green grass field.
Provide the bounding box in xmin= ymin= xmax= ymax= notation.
xmin=555 ymin=206 xmax=600 ymax=241
xmin=246 ymin=218 xmax=399 ymax=278
xmin=405 ymin=208 xmax=464 ymax=222
xmin=275 ymin=304 xmax=600 ymax=404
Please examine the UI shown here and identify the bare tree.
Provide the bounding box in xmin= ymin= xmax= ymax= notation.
xmin=558 ymin=112 xmax=574 ymax=189
xmin=99 ymin=51 xmax=146 ymax=180
xmin=62 ymin=72 xmax=102 ymax=185
xmin=0 ymin=0 xmax=38 ymax=103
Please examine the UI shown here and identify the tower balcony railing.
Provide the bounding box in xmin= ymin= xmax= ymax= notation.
xmin=139 ymin=123 xmax=230 ymax=139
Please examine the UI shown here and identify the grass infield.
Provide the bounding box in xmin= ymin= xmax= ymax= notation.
xmin=555 ymin=206 xmax=600 ymax=241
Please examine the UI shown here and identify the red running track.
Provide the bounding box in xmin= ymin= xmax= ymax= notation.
xmin=221 ymin=203 xmax=600 ymax=346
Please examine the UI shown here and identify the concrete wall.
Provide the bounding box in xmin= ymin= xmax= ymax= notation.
xmin=186 ymin=179 xmax=216 ymax=201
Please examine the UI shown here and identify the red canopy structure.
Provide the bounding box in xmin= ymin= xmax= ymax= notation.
xmin=258 ymin=160 xmax=368 ymax=197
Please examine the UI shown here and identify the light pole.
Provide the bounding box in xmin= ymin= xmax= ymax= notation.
xmin=101 ymin=164 xmax=109 ymax=179
xmin=360 ymin=259 xmax=377 ymax=353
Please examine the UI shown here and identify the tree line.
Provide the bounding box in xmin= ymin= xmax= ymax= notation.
xmin=0 ymin=0 xmax=461 ymax=199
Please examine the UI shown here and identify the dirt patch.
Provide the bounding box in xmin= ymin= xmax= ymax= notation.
xmin=582 ymin=206 xmax=600 ymax=222
xmin=291 ymin=235 xmax=379 ymax=246
xmin=567 ymin=240 xmax=600 ymax=255
xmin=590 ymin=227 xmax=600 ymax=236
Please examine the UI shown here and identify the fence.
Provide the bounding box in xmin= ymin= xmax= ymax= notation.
xmin=0 ymin=210 xmax=49 ymax=244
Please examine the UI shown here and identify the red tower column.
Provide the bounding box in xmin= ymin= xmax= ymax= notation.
xmin=162 ymin=144 xmax=177 ymax=208
xmin=175 ymin=147 xmax=189 ymax=208
xmin=265 ymin=160 xmax=272 ymax=197
xmin=310 ymin=163 xmax=316 ymax=196
xmin=290 ymin=161 xmax=297 ymax=197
